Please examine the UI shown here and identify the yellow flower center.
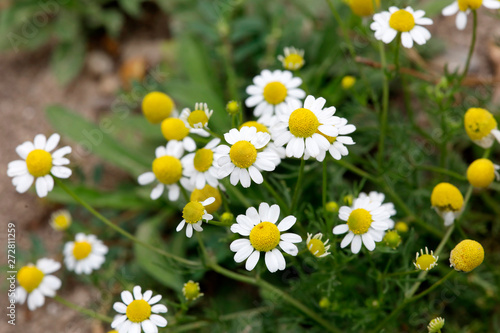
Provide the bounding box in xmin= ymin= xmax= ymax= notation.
xmin=464 ymin=108 xmax=497 ymax=141
xmin=193 ymin=148 xmax=214 ymax=172
xmin=142 ymin=92 xmax=175 ymax=124
xmin=347 ymin=208 xmax=372 ymax=234
xmin=183 ymin=201 xmax=205 ymax=224
xmin=73 ymin=241 xmax=92 ymax=260
xmin=249 ymin=222 xmax=280 ymax=252
xmin=183 ymin=281 xmax=202 ymax=300
xmin=161 ymin=118 xmax=190 ymax=141
xmin=430 ymin=182 xmax=464 ymax=211
xmin=126 ymin=299 xmax=151 ymax=323
xmin=348 ymin=0 xmax=380 ymax=16
xmin=17 ymin=266 xmax=44 ymax=293
xmin=389 ymin=9 xmax=415 ymax=32
xmin=450 ymin=239 xmax=484 ymax=272
xmin=188 ymin=110 xmax=209 ymax=127
xmin=53 ymin=213 xmax=71 ymax=230
xmin=26 ymin=149 xmax=53 ymax=177
xmin=152 ymin=155 xmax=183 ymax=185
xmin=263 ymin=81 xmax=288 ymax=105
xmin=229 ymin=141 xmax=257 ymax=169
xmin=341 ymin=76 xmax=356 ymax=90
xmin=190 ymin=185 xmax=222 ymax=214
xmin=308 ymin=239 xmax=326 ymax=257
xmin=467 ymin=158 xmax=495 ymax=188
xmin=458 ymin=0 xmax=483 ymax=11
xmin=416 ymin=254 xmax=437 ymax=270
xmin=240 ymin=121 xmax=269 ymax=133
xmin=289 ymin=108 xmax=320 ymax=138
xmin=283 ymin=54 xmax=304 ymax=70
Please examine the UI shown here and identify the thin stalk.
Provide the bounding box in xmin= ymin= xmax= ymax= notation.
xmin=55 ymin=179 xmax=200 ymax=267
xmin=459 ymin=10 xmax=477 ymax=83
xmin=54 ymin=295 xmax=113 ymax=323
xmin=415 ymin=164 xmax=467 ymax=181
xmin=262 ymin=178 xmax=289 ymax=212
xmin=377 ymin=41 xmax=390 ymax=170
xmin=394 ymin=35 xmax=401 ymax=74
xmin=322 ymin=159 xmax=328 ymax=208
xmin=290 ymin=158 xmax=306 ymax=212
xmin=205 ymin=220 xmax=234 ymax=227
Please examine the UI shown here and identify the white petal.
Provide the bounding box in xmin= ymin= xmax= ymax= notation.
xmin=121 ymin=290 xmax=133 ymax=305
xmin=150 ymin=314 xmax=167 ymax=327
xmin=245 ymin=250 xmax=260 ymax=271
xmin=280 ymin=233 xmax=302 ymax=243
xmin=13 ymin=174 xmax=34 ymax=193
xmin=340 ymin=232 xmax=354 ymax=248
xmin=150 ymin=184 xmax=164 ymax=200
xmin=151 ymin=304 xmax=167 ymax=313
xmin=351 ymin=235 xmax=362 ymax=254
xmin=234 ymin=244 xmax=254 ymax=262
xmin=277 ymin=216 xmax=296 ymax=231
xmin=230 ymin=239 xmax=251 ymax=252
xmin=442 ymin=2 xmax=459 ymax=16
xmin=279 ymin=241 xmax=298 ymax=256
xmin=51 ymin=166 xmax=72 ymax=179
xmin=333 ymin=224 xmax=349 ymax=234
xmin=45 ymin=133 xmax=61 ymax=152
xmin=16 ymin=141 xmax=35 ymax=159
xmin=142 ymin=320 xmax=158 ymax=333
xmin=113 ymin=302 xmax=128 ymax=314
xmin=34 ymin=134 xmax=47 ymax=149
xmin=268 ymin=204 xmax=280 ymax=223
xmin=401 ymin=32 xmax=413 ymax=48
xmin=272 ymin=248 xmax=286 ymax=270
xmin=456 ymin=11 xmax=467 ymax=30
xmin=265 ymin=251 xmax=279 ymax=273
xmin=362 ymin=233 xmax=376 ymax=251
xmin=35 ymin=177 xmax=48 ymax=197
xmin=133 ymin=286 xmax=142 ymax=300
xmin=138 ymin=172 xmax=155 ymax=185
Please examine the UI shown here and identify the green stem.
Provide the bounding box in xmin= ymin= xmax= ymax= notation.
xmin=290 ymin=158 xmax=306 ymax=212
xmin=322 ymin=159 xmax=328 ymax=208
xmin=415 ymin=165 xmax=467 ymax=181
xmin=377 ymin=41 xmax=390 ymax=170
xmin=54 ymin=295 xmax=113 ymax=323
xmin=394 ymin=36 xmax=401 ymax=75
xmin=55 ymin=179 xmax=200 ymax=267
xmin=180 ymin=185 xmax=190 ymax=202
xmin=459 ymin=10 xmax=477 ymax=83
xmin=262 ymin=178 xmax=289 ymax=212
xmin=205 ymin=220 xmax=233 ymax=227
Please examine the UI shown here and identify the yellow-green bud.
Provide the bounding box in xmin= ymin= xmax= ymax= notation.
xmin=343 ymin=195 xmax=353 ymax=206
xmin=226 ymin=100 xmax=240 ymax=115
xmin=325 ymin=201 xmax=339 ymax=213
xmin=383 ymin=230 xmax=401 ymax=249
xmin=395 ymin=221 xmax=409 ymax=233
xmin=221 ymin=212 xmax=234 ymax=224
xmin=319 ymin=297 xmax=330 ymax=309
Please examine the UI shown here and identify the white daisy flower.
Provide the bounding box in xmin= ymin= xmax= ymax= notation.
xmin=245 ymin=69 xmax=306 ymax=124
xmin=138 ymin=141 xmax=187 ymax=201
xmin=179 ymin=102 xmax=213 ymax=137
xmin=357 ymin=191 xmax=397 ymax=229
xmin=7 ymin=133 xmax=72 ymax=197
xmin=230 ymin=203 xmax=302 ymax=273
xmin=111 ymin=286 xmax=168 ymax=333
xmin=277 ymin=46 xmax=305 ymax=71
xmin=182 ymin=138 xmax=221 ymax=189
xmin=442 ymin=0 xmax=500 ymax=30
xmin=160 ymin=117 xmax=199 ymax=153
xmin=176 ymin=197 xmax=215 ymax=238
xmin=216 ymin=127 xmax=278 ymax=188
xmin=333 ymin=196 xmax=391 ymax=254
xmin=16 ymin=258 xmax=61 ymax=311
xmin=63 ymin=233 xmax=108 ymax=275
xmin=240 ymin=119 xmax=285 ymax=165
xmin=371 ymin=6 xmax=433 ymax=48
xmin=273 ymin=95 xmax=339 ymax=158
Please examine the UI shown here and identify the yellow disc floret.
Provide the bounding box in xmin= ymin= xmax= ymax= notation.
xmin=250 ymin=222 xmax=280 ymax=252
xmin=347 ymin=208 xmax=372 ymax=234
xmin=188 ymin=110 xmax=209 ymax=128
xmin=450 ymin=239 xmax=484 ymax=272
xmin=73 ymin=241 xmax=92 ymax=260
xmin=240 ymin=121 xmax=269 ymax=133
xmin=282 ymin=54 xmax=304 ymax=70
xmin=161 ymin=118 xmax=190 ymax=141
xmin=458 ymin=0 xmax=483 ymax=11
xmin=325 ymin=201 xmax=339 ymax=213
xmin=348 ymin=0 xmax=380 ymax=17
xmin=152 ymin=156 xmax=182 ymax=185
xmin=308 ymin=239 xmax=326 ymax=257
xmin=389 ymin=10 xmax=415 ymax=32
xmin=51 ymin=210 xmax=72 ymax=231
xmin=193 ymin=148 xmax=214 ymax=172
xmin=17 ymin=265 xmax=44 ymax=293
xmin=183 ymin=201 xmax=205 ymax=224
xmin=126 ymin=299 xmax=151 ymax=323
xmin=464 ymin=108 xmax=497 ymax=141
xmin=226 ymin=100 xmax=240 ymax=115
xmin=183 ymin=280 xmax=204 ymax=301
xmin=263 ymin=82 xmax=288 ymax=105
xmin=142 ymin=92 xmax=175 ymax=124
xmin=230 ymin=141 xmax=257 ymax=168
xmin=191 ymin=185 xmax=222 ymax=214
xmin=415 ymin=255 xmax=437 ymax=270
xmin=430 ymin=182 xmax=464 ymax=211
xmin=26 ymin=149 xmax=53 ymax=177
xmin=395 ymin=221 xmax=409 ymax=233
xmin=341 ymin=76 xmax=356 ymax=90
xmin=289 ymin=108 xmax=320 ymax=138
xmin=467 ymin=158 xmax=495 ymax=188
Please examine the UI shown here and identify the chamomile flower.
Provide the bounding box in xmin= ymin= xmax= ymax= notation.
xmin=182 ymin=281 xmax=204 ymax=301
xmin=245 ymin=69 xmax=305 ymax=123
xmin=138 ymin=141 xmax=187 ymax=201
xmin=464 ymin=107 xmax=500 ymax=148
xmin=63 ymin=233 xmax=108 ymax=275
xmin=306 ymin=233 xmax=331 ymax=258
xmin=442 ymin=0 xmax=500 ymax=30
xmin=467 ymin=158 xmax=500 ymax=188
xmin=357 ymin=191 xmax=397 ymax=229
xmin=450 ymin=239 xmax=484 ymax=272
xmin=371 ymin=7 xmax=433 ymax=48
xmin=431 ymin=182 xmax=464 ymax=226
xmin=142 ymin=92 xmax=175 ymax=124
xmin=111 ymin=286 xmax=168 ymax=333
xmin=348 ymin=0 xmax=380 ymax=17
xmin=333 ymin=197 xmax=391 ymax=254
xmin=428 ymin=317 xmax=445 ymax=333
xmin=16 ymin=258 xmax=61 ymax=311
xmin=176 ymin=197 xmax=215 ymax=238
xmin=182 ymin=138 xmax=221 ymax=189
xmin=413 ymin=247 xmax=438 ymax=271
xmin=304 ymin=117 xmax=356 ymax=162
xmin=49 ymin=209 xmax=71 ymax=231
xmin=273 ymin=95 xmax=339 ymax=158
xmin=190 ymin=184 xmax=223 ymax=214
xmin=216 ymin=127 xmax=278 ymax=188
xmin=240 ymin=119 xmax=285 ymax=164
xmin=180 ymin=102 xmax=213 ymax=136
xmin=230 ymin=203 xmax=302 ymax=273
xmin=7 ymin=133 xmax=72 ymax=197
xmin=277 ymin=47 xmax=305 ymax=71
xmin=160 ymin=117 xmax=197 ymax=152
